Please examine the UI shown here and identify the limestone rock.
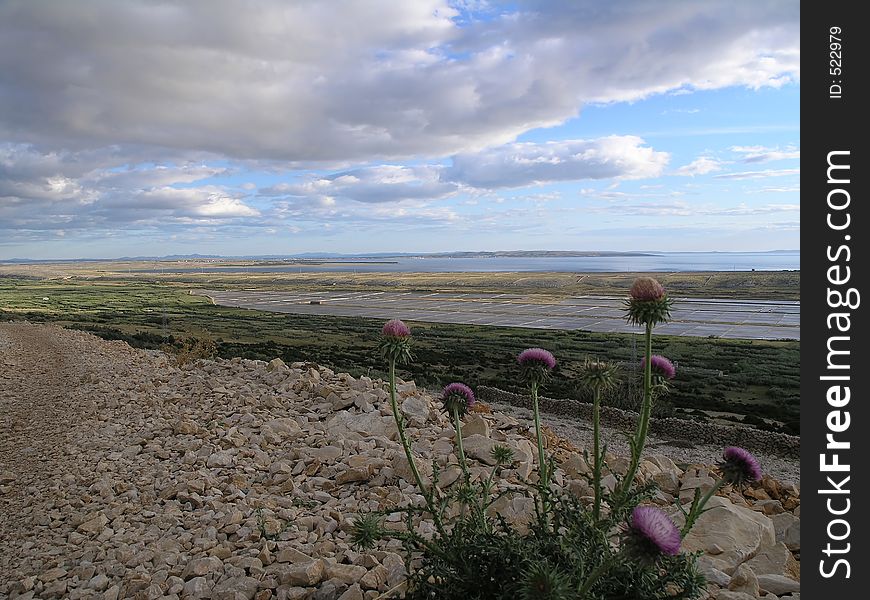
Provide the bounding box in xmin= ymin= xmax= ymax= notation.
xmin=745 ymin=543 xmax=800 ymax=580
xmin=674 ymin=496 xmax=776 ymax=573
xmin=757 ymin=574 xmax=800 ymax=595
xmin=728 ymin=564 xmax=760 ymax=597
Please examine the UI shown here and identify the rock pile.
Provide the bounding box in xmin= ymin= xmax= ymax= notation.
xmin=0 ymin=324 xmax=799 ymax=599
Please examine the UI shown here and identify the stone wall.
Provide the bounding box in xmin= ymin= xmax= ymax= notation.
xmin=477 ymin=385 xmax=799 ymax=458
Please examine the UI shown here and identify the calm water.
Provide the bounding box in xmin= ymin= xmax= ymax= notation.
xmin=146 ymin=252 xmax=799 ymax=273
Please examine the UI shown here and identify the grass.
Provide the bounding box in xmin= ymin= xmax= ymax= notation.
xmin=0 ymin=275 xmax=799 ymax=434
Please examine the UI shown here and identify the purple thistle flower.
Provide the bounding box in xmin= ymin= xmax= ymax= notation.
xmin=641 ymin=355 xmax=676 ymax=380
xmin=721 ymin=446 xmax=762 ymax=484
xmin=517 ymin=348 xmax=556 ymax=370
xmin=382 ymin=319 xmax=411 ymax=338
xmin=630 ymin=277 xmax=666 ymax=301
xmin=441 ymin=382 xmax=476 ymax=414
xmin=629 ymin=506 xmax=681 ymax=556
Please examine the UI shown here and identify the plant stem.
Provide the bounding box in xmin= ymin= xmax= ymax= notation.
xmin=452 ymin=406 xmax=469 ymax=480
xmin=681 ymin=478 xmax=727 ymax=535
xmin=531 ymin=381 xmax=548 ymax=489
xmin=388 ymin=359 xmax=437 ymax=527
xmin=592 ymin=386 xmax=602 ymax=521
xmin=620 ymin=322 xmax=654 ymax=496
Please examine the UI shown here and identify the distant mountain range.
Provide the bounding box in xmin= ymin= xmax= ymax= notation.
xmin=2 ymin=249 xmax=799 ymax=263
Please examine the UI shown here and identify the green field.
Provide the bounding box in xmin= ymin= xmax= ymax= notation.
xmin=0 ymin=275 xmax=799 ymax=435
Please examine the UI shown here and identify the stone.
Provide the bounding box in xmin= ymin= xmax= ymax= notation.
xmin=276 ymin=548 xmax=315 ymax=564
xmin=337 ymin=584 xmax=365 ymax=600
xmin=207 ymin=451 xmax=235 ymax=468
xmin=696 ymin=558 xmax=731 ymax=588
xmin=757 ymin=574 xmax=800 ymax=595
xmin=462 ymin=434 xmax=498 ymax=465
xmin=325 ymin=562 xmax=368 ymax=585
xmin=360 ymin=565 xmax=389 ymax=590
xmin=336 ymin=466 xmax=370 ymax=485
xmin=102 ymin=585 xmax=121 ymax=600
xmin=561 ymin=453 xmax=591 ymax=478
xmin=274 ymin=560 xmax=325 ymax=586
xmin=673 ymin=496 xmax=775 ymax=573
xmin=263 ymin=418 xmax=302 ymax=438
xmin=728 ymin=564 xmax=759 ymax=597
xmin=716 ymin=592 xmax=757 ymax=600
xmin=392 ymin=452 xmax=433 ymax=485
xmin=212 ymin=576 xmax=261 ymax=600
xmin=78 ymin=514 xmax=108 ymax=535
xmin=183 ymin=576 xmax=212 ymax=599
xmin=267 ymin=358 xmax=288 ymax=372
xmin=183 ymin=556 xmax=224 ymax=579
xmin=745 ymin=543 xmax=800 ymax=580
xmin=461 ymin=414 xmax=490 ymax=438
xmin=39 ymin=567 xmax=68 ymax=583
xmin=88 ymin=573 xmax=110 ymax=590
xmin=772 ymin=513 xmax=800 ymax=551
xmin=325 ymin=411 xmax=396 ymax=440
xmin=401 ymin=396 xmax=430 ymax=426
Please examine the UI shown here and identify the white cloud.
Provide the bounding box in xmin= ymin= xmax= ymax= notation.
xmin=262 ymin=165 xmax=458 ymax=203
xmin=730 ymin=145 xmax=800 ymax=162
xmin=0 ymin=1 xmax=799 ymax=163
xmin=673 ymin=157 xmax=725 ymax=176
xmin=446 ymin=136 xmax=669 ymax=188
xmin=714 ymin=168 xmax=799 ymax=180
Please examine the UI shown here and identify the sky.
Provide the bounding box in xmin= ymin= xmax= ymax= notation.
xmin=0 ymin=0 xmax=800 ymax=260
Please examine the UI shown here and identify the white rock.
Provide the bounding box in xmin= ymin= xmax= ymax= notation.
xmin=757 ymin=574 xmax=800 ymax=595
xmin=674 ymin=496 xmax=776 ymax=573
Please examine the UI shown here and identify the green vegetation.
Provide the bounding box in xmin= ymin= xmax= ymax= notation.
xmin=0 ymin=276 xmax=799 ymax=434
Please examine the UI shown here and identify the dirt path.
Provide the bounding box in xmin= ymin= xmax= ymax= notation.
xmin=0 ymin=323 xmax=135 ymax=588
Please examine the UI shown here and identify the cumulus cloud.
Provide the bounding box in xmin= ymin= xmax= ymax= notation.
xmin=1 ymin=0 xmax=799 ymax=163
xmin=446 ymin=136 xmax=669 ymax=188
xmin=262 ymin=165 xmax=459 ymax=204
xmin=673 ymin=157 xmax=725 ymax=176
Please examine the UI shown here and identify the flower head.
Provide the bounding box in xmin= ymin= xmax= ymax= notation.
xmin=630 ymin=277 xmax=666 ymax=301
xmin=578 ymin=358 xmax=620 ymax=392
xmin=720 ymin=446 xmax=762 ymax=485
xmin=378 ymin=319 xmax=413 ymax=364
xmin=517 ymin=347 xmax=557 ymax=385
xmin=440 ymin=382 xmax=476 ymax=416
xmin=642 ymin=355 xmax=676 ymax=380
xmin=624 ymin=277 xmax=673 ymax=327
xmin=382 ymin=319 xmax=411 ymax=338
xmin=627 ymin=506 xmax=681 ymax=558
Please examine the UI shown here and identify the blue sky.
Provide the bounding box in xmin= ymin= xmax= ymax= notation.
xmin=0 ymin=1 xmax=800 ymax=259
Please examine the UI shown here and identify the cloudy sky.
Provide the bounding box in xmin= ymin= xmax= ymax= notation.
xmin=0 ymin=0 xmax=799 ymax=259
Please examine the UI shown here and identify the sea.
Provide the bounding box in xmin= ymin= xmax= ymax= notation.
xmin=148 ymin=252 xmax=800 ymax=274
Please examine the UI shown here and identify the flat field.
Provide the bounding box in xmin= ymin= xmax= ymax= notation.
xmin=0 ymin=266 xmax=800 ymax=434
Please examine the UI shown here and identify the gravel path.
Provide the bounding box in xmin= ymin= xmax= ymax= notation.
xmin=0 ymin=323 xmax=136 ymax=586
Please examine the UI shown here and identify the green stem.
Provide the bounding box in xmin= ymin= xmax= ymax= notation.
xmin=592 ymin=386 xmax=602 ymax=521
xmin=620 ymin=322 xmax=654 ymax=496
xmin=681 ymin=478 xmax=726 ymax=536
xmin=388 ymin=359 xmax=439 ymax=530
xmin=452 ymin=406 xmax=469 ymax=481
xmin=531 ymin=381 xmax=548 ymax=489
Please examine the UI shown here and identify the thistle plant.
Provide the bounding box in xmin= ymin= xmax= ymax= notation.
xmin=353 ymin=302 xmax=722 ymax=599
xmin=377 ymin=319 xmax=439 ymax=527
xmin=679 ymin=446 xmax=762 ymax=535
xmin=517 ymin=348 xmax=557 ymax=492
xmin=578 ymin=359 xmax=619 ymax=521
xmin=619 ymin=277 xmax=673 ymax=499
xmin=440 ymin=382 xmax=476 ymax=481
